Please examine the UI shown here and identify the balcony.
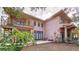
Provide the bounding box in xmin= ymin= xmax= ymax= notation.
xmin=13 ymin=22 xmax=33 ymax=31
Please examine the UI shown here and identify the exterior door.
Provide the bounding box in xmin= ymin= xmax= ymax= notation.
xmin=34 ymin=31 xmax=43 ymax=40
xmin=61 ymin=32 xmax=65 ymax=43
xmin=60 ymin=28 xmax=65 ymax=43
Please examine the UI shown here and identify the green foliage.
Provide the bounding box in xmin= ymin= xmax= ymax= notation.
xmin=71 ymin=27 xmax=79 ymax=38
xmin=0 ymin=28 xmax=35 ymax=51
xmin=3 ymin=7 xmax=27 ymax=19
xmin=12 ymin=28 xmax=35 ymax=45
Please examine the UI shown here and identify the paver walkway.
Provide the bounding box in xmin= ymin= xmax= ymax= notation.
xmin=22 ymin=43 xmax=79 ymax=51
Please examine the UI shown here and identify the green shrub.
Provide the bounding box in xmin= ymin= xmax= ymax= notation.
xmin=0 ymin=28 xmax=35 ymax=51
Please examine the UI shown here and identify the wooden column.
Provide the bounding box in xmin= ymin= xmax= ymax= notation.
xmin=31 ymin=30 xmax=34 ymax=34
xmin=64 ymin=26 xmax=67 ymax=42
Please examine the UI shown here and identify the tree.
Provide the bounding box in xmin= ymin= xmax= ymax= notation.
xmin=30 ymin=7 xmax=46 ymax=12
xmin=3 ymin=7 xmax=26 ymax=19
xmin=3 ymin=7 xmax=27 ymax=26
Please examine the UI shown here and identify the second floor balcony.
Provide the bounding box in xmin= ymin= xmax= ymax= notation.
xmin=13 ymin=21 xmax=33 ymax=27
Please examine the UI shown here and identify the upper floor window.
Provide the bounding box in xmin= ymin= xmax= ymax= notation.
xmin=59 ymin=17 xmax=64 ymax=24
xmin=34 ymin=21 xmax=36 ymax=26
xmin=28 ymin=21 xmax=30 ymax=26
xmin=16 ymin=21 xmax=20 ymax=25
xmin=38 ymin=22 xmax=40 ymax=27
xmin=41 ymin=23 xmax=43 ymax=27
xmin=16 ymin=21 xmax=26 ymax=26
xmin=59 ymin=20 xmax=64 ymax=24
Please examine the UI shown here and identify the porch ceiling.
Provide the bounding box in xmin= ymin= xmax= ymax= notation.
xmin=61 ymin=23 xmax=75 ymax=29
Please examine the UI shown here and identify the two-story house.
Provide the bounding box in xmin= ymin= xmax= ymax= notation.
xmin=44 ymin=10 xmax=75 ymax=42
xmin=3 ymin=10 xmax=75 ymax=43
xmin=6 ymin=13 xmax=44 ymax=40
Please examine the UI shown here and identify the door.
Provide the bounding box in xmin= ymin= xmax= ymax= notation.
xmin=60 ymin=28 xmax=65 ymax=43
xmin=34 ymin=31 xmax=43 ymax=40
xmin=61 ymin=32 xmax=65 ymax=43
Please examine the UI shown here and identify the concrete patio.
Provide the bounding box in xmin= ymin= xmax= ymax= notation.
xmin=36 ymin=40 xmax=53 ymax=44
xmin=22 ymin=42 xmax=79 ymax=51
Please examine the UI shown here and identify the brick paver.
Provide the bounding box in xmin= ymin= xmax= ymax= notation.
xmin=22 ymin=43 xmax=79 ymax=51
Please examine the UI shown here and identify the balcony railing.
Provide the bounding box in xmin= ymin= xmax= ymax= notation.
xmin=13 ymin=23 xmax=33 ymax=28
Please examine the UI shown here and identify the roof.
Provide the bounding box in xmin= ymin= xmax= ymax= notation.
xmin=24 ymin=13 xmax=44 ymax=22
xmin=11 ymin=12 xmax=44 ymax=22
xmin=11 ymin=9 xmax=72 ymax=23
xmin=45 ymin=10 xmax=72 ymax=22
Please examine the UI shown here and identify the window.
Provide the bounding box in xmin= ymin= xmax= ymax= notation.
xmin=34 ymin=31 xmax=43 ymax=40
xmin=38 ymin=22 xmax=40 ymax=27
xmin=16 ymin=21 xmax=20 ymax=25
xmin=34 ymin=21 xmax=36 ymax=26
xmin=21 ymin=21 xmax=26 ymax=26
xmin=59 ymin=20 xmax=64 ymax=24
xmin=28 ymin=21 xmax=30 ymax=26
xmin=41 ymin=23 xmax=43 ymax=27
xmin=16 ymin=21 xmax=26 ymax=26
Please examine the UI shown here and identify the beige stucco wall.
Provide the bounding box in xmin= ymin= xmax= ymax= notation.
xmin=30 ymin=18 xmax=44 ymax=31
xmin=44 ymin=16 xmax=63 ymax=42
xmin=12 ymin=16 xmax=63 ymax=41
xmin=30 ymin=18 xmax=44 ymax=40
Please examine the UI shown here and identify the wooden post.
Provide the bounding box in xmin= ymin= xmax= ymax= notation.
xmin=64 ymin=26 xmax=67 ymax=43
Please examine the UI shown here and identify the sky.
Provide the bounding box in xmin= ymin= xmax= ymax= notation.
xmin=1 ymin=7 xmax=78 ymax=21
xmin=0 ymin=7 xmax=75 ymax=21
xmin=0 ymin=8 xmax=8 ymax=25
xmin=23 ymin=7 xmax=64 ymax=20
xmin=0 ymin=7 xmax=64 ymax=21
xmin=0 ymin=8 xmax=8 ymax=19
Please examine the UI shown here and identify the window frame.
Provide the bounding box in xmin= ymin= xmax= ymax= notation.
xmin=38 ymin=22 xmax=40 ymax=27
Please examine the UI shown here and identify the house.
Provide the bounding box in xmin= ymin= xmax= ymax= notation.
xmin=4 ymin=12 xmax=44 ymax=40
xmin=44 ymin=10 xmax=75 ymax=42
xmin=2 ymin=10 xmax=75 ymax=43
